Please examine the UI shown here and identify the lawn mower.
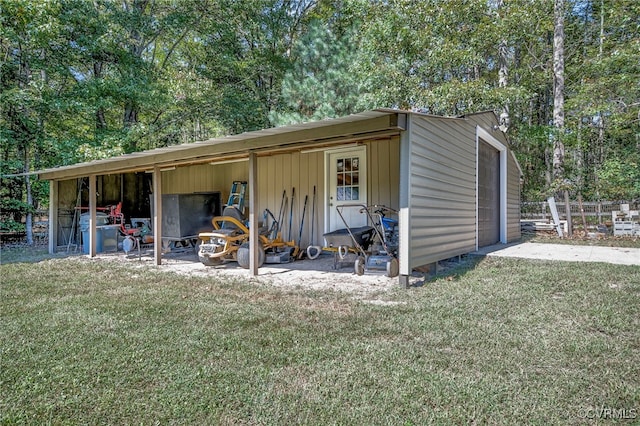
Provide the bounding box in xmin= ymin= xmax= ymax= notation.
xmin=328 ymin=204 xmax=399 ymax=277
xmin=197 ymin=207 xmax=299 ymax=268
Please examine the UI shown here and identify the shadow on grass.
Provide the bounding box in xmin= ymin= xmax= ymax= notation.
xmin=0 ymin=245 xmax=79 ymax=265
xmin=412 ymin=254 xmax=486 ymax=288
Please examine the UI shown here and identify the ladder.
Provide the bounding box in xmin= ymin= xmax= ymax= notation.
xmin=227 ymin=181 xmax=247 ymax=214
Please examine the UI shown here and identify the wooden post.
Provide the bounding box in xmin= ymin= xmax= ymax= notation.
xmin=563 ymin=190 xmax=573 ymax=237
xmin=578 ymin=194 xmax=588 ymax=235
xmin=88 ymin=174 xmax=97 ymax=257
xmin=48 ymin=180 xmax=58 ymax=254
xmin=248 ymin=152 xmax=258 ymax=276
xmin=153 ymin=167 xmax=163 ymax=266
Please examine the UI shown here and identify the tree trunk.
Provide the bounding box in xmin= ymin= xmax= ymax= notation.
xmin=498 ymin=40 xmax=508 ymax=88
xmin=17 ymin=42 xmax=35 ymax=246
xmin=552 ymin=0 xmax=565 ymax=182
xmin=94 ymin=61 xmax=107 ymax=130
xmin=123 ymin=102 xmax=138 ymax=127
xmin=24 ymin=151 xmax=34 ymax=246
xmin=497 ymin=0 xmax=510 ymax=131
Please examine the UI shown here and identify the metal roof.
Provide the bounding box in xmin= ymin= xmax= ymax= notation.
xmin=33 ymin=110 xmax=404 ymax=181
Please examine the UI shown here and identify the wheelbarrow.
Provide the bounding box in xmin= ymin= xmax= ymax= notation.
xmin=323 ymin=225 xmax=375 ymax=270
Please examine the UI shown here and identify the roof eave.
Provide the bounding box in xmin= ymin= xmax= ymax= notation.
xmin=36 ymin=111 xmax=403 ymax=181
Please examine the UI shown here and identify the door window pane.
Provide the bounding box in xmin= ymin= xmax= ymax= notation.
xmin=336 ymin=156 xmax=360 ymax=201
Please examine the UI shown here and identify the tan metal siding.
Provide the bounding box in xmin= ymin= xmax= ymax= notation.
xmin=159 ymin=139 xmax=398 ymax=249
xmin=408 ymin=116 xmax=477 ymax=268
xmin=161 ymin=154 xmax=323 ymax=246
xmin=257 ymin=151 xmax=325 ymax=247
xmin=366 ymin=137 xmax=400 ymax=209
xmin=162 ymin=163 xmax=248 ymax=195
xmin=507 ymin=154 xmax=521 ymax=242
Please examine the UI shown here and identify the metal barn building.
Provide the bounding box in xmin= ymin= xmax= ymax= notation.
xmin=36 ymin=109 xmax=522 ymax=286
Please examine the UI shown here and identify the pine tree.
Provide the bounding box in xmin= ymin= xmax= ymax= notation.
xmin=270 ymin=20 xmax=362 ymax=126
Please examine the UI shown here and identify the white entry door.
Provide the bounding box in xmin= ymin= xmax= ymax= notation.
xmin=326 ymin=147 xmax=367 ymax=232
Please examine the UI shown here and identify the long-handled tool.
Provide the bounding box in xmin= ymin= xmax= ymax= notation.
xmin=306 ymin=185 xmax=322 ymax=260
xmin=297 ymin=194 xmax=309 ymax=259
xmin=275 ymin=190 xmax=286 ymax=238
xmin=288 ymin=187 xmax=295 ymax=241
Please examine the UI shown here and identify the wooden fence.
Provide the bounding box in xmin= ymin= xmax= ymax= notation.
xmin=521 ymin=201 xmax=639 ymax=223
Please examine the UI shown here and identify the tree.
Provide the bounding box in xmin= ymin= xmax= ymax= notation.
xmin=2 ymin=0 xmax=639 ymax=221
xmin=189 ymin=0 xmax=318 ymax=134
xmin=563 ymin=0 xmax=640 ymax=200
xmin=0 ymin=0 xmax=63 ymax=242
xmin=269 ymin=19 xmax=362 ymax=125
xmin=552 ymin=0 xmax=566 ymax=183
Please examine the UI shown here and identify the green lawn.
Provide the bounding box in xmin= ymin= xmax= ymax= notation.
xmin=1 ymin=254 xmax=639 ymax=424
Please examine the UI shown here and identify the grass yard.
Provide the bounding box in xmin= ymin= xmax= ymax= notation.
xmin=1 ymin=254 xmax=639 ymax=424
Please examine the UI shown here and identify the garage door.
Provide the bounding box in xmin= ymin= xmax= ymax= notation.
xmin=478 ymin=140 xmax=500 ymax=247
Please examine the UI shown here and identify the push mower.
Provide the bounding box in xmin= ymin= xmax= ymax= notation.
xmin=329 ymin=204 xmax=399 ymax=278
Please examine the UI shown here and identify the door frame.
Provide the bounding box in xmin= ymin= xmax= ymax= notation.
xmin=324 ymin=145 xmax=368 ymax=234
xmin=476 ymin=126 xmax=507 ymax=248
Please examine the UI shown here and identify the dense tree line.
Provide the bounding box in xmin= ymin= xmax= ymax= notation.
xmin=2 ymin=0 xmax=638 ymax=238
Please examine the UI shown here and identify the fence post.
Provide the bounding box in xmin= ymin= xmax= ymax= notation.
xmin=578 ymin=194 xmax=588 ymax=234
xmin=564 ymin=190 xmax=573 ymax=237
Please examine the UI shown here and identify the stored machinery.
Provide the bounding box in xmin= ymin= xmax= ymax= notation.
xmin=196 ymin=182 xmax=298 ymax=268
xmin=324 ymin=204 xmax=399 ymax=277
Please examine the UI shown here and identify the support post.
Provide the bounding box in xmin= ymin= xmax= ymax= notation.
xmin=248 ymin=152 xmax=258 ymax=276
xmin=88 ymin=174 xmax=97 ymax=257
xmin=398 ymin=119 xmax=411 ymax=281
xmin=153 ymin=167 xmax=163 ymax=266
xmin=399 ymin=275 xmax=410 ymax=289
xmin=578 ymin=194 xmax=588 ymax=235
xmin=48 ymin=180 xmax=58 ymax=254
xmin=563 ymin=190 xmax=573 ymax=237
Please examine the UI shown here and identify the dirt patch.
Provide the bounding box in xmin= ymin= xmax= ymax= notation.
xmin=102 ymin=249 xmax=425 ymax=298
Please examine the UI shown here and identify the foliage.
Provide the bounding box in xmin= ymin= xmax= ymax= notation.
xmin=596 ymin=150 xmax=640 ymax=201
xmin=269 ymin=19 xmax=363 ymax=125
xmin=1 ymin=0 xmax=639 ymax=220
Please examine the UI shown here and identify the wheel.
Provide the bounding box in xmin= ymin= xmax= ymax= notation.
xmin=306 ymin=245 xmax=322 ymax=260
xmin=386 ymin=258 xmax=399 ymax=278
xmin=237 ymin=242 xmax=265 ymax=269
xmin=122 ymin=235 xmax=137 ymax=253
xmin=354 ymin=256 xmax=365 ymax=276
xmin=194 ymin=239 xmax=203 ymax=261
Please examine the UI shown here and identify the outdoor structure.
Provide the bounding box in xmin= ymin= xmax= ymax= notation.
xmin=34 ymin=109 xmax=522 ymax=286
